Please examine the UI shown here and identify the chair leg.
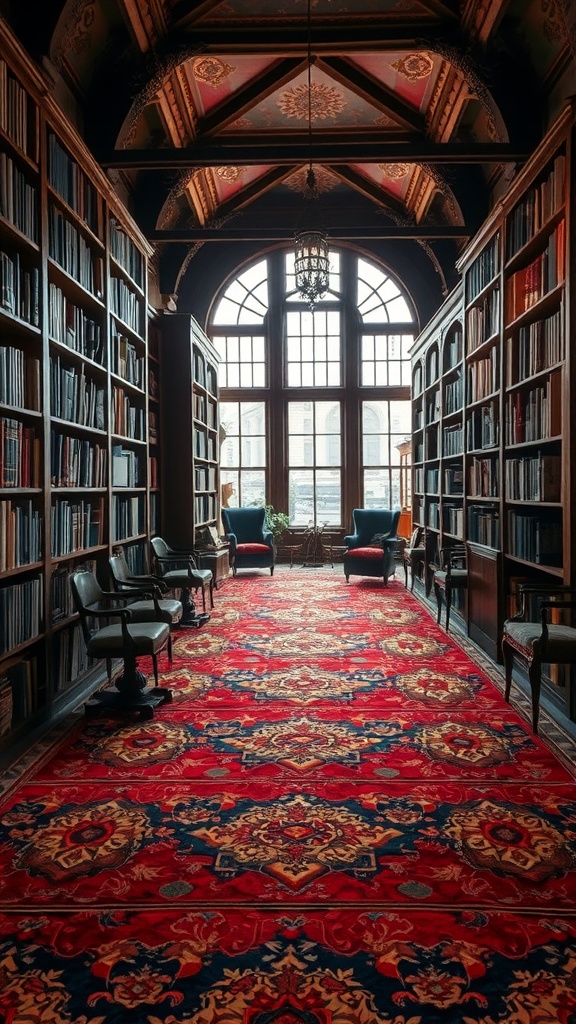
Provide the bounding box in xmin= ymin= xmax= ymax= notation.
xmin=528 ymin=657 xmax=542 ymax=734
xmin=209 ymin=579 xmax=215 ymax=608
xmin=403 ymin=560 xmax=408 ymax=588
xmin=270 ymin=566 xmax=274 ymax=575
xmin=106 ymin=658 xmax=112 ymax=683
xmin=445 ymin=585 xmax=452 ymax=631
xmin=152 ymin=654 xmax=159 ymax=688
xmin=502 ymin=640 xmax=514 ymax=703
xmin=167 ymin=634 xmax=173 ymax=667
xmin=434 ymin=582 xmax=442 ymax=624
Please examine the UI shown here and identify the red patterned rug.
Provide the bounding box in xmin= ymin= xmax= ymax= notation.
xmin=1 ymin=569 xmax=576 ymax=1023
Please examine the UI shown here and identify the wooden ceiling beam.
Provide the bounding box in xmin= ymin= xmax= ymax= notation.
xmin=148 ymin=225 xmax=469 ymax=241
xmin=102 ymin=141 xmax=527 ymax=169
xmin=320 ymin=56 xmax=426 ymax=134
xmin=200 ymin=58 xmax=304 ymax=135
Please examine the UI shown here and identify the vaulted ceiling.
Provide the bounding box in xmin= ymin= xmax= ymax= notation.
xmin=8 ymin=0 xmax=576 ymax=319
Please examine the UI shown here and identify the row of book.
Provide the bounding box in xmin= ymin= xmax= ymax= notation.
xmin=467 ymin=401 xmax=499 ymax=451
xmin=504 ymin=371 xmax=562 ymax=445
xmin=0 ymin=249 xmax=39 ymax=324
xmin=469 ymin=455 xmax=498 ymax=498
xmin=110 ymin=278 xmax=143 ymax=335
xmin=52 ymin=624 xmax=94 ymax=693
xmin=51 ymin=430 xmax=107 ymax=488
xmin=149 ymin=455 xmax=158 ymax=489
xmin=48 ymin=133 xmax=99 ymax=234
xmin=467 ymin=346 xmax=499 ymax=402
xmin=443 ymin=331 xmax=462 ymax=373
xmin=506 ymin=153 xmax=565 ymax=259
xmin=426 ymin=391 xmax=440 ymax=424
xmin=505 ymin=305 xmax=564 ymax=387
xmin=507 ymin=511 xmax=562 ymax=566
xmin=0 ymin=575 xmax=43 ymax=655
xmin=111 ymin=330 xmax=144 ymax=388
xmin=0 ymin=415 xmax=41 ymax=487
xmin=48 ymin=205 xmax=103 ymax=297
xmin=111 ymin=493 xmax=144 ymax=543
xmin=505 ymin=221 xmax=565 ymax=321
xmin=109 ymin=218 xmax=144 ymax=287
xmin=112 ymin=445 xmax=141 ymax=487
xmin=443 ymin=503 xmax=463 ymax=537
xmin=0 ymin=344 xmax=40 ymax=410
xmin=48 ymin=282 xmax=104 ymax=363
xmin=426 ymin=467 xmax=439 ymax=493
xmin=50 ymin=356 xmax=106 ymax=429
xmin=112 ymin=387 xmax=145 ymax=440
xmin=466 ymin=288 xmax=500 ymax=352
xmin=465 ymin=233 xmax=500 ymax=304
xmin=444 ymin=373 xmax=463 ymax=414
xmin=0 ymin=497 xmax=42 ymax=572
xmin=444 ymin=465 xmax=463 ymax=495
xmin=426 ymin=347 xmax=438 ymax=386
xmin=426 ymin=500 xmax=440 ymax=529
xmin=0 ymin=150 xmax=38 ymax=241
xmin=468 ymin=505 xmax=500 ymax=548
xmin=0 ymin=59 xmax=35 ymax=160
xmin=443 ymin=425 xmax=463 ymax=457
xmin=194 ymin=464 xmax=217 ymax=491
xmin=194 ymin=493 xmax=217 ymax=526
xmin=0 ymin=657 xmax=42 ymax=734
xmin=51 ymin=499 xmax=103 ymax=556
xmin=504 ymin=453 xmax=561 ymax=502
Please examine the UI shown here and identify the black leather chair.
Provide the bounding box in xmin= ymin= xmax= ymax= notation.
xmin=221 ymin=507 xmax=275 ymax=576
xmin=502 ymin=584 xmax=576 ymax=733
xmin=433 ymin=546 xmax=468 ymax=630
xmin=402 ymin=526 xmax=425 ymax=591
xmin=70 ymin=569 xmax=172 ymax=718
xmin=343 ymin=508 xmax=400 ymax=585
xmin=109 ymin=552 xmax=183 ymax=666
xmin=151 ymin=536 xmax=214 ymax=624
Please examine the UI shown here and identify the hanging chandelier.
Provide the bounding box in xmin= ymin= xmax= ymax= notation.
xmin=294 ymin=0 xmax=329 ymax=309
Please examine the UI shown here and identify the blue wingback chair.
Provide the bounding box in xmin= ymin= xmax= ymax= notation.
xmin=343 ymin=508 xmax=401 ymax=585
xmin=222 ymin=506 xmax=275 ymax=576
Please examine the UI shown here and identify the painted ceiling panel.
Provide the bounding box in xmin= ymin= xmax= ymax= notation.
xmin=193 ymin=0 xmax=430 ymax=22
xmin=351 ymin=52 xmax=444 ymax=111
xmin=226 ymin=66 xmax=395 ymax=131
xmin=184 ymin=56 xmax=281 ymax=118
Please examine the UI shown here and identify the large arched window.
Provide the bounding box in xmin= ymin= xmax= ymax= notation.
xmin=210 ymin=248 xmax=416 ymax=532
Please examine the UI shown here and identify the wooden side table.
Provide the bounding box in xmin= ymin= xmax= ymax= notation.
xmin=196 ymin=546 xmax=230 ymax=588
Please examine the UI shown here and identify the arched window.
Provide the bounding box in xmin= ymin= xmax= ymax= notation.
xmin=210 ymin=248 xmax=416 ymax=531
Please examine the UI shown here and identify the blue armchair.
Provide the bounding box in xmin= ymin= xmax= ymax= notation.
xmin=343 ymin=508 xmax=401 ymax=585
xmin=222 ymin=506 xmax=275 ymax=576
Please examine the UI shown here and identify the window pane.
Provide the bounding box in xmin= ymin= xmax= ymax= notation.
xmin=219 ymin=401 xmax=266 ymax=506
xmin=288 ymin=401 xmax=341 ymax=526
xmin=286 ymin=308 xmax=341 ymax=388
xmin=364 ymin=468 xmax=391 ymax=508
xmin=289 ymin=469 xmax=314 ymax=525
xmin=316 ymin=469 xmax=341 ymax=525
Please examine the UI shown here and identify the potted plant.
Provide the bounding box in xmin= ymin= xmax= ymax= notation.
xmin=264 ymin=504 xmax=290 ymax=546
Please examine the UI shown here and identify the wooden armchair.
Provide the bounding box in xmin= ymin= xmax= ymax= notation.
xmin=70 ymin=569 xmax=172 ymax=719
xmin=433 ymin=546 xmax=468 ymax=630
xmin=502 ymin=584 xmax=576 ymax=733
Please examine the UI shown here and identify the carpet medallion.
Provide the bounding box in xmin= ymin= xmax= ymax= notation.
xmin=1 ymin=570 xmax=575 ymax=1023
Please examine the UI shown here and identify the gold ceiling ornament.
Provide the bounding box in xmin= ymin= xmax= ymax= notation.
xmin=216 ymin=166 xmax=245 ymax=182
xmin=379 ymin=163 xmax=411 ymax=179
xmin=278 ymin=80 xmax=346 ymax=121
xmin=391 ymin=52 xmax=434 ymax=82
xmin=192 ymin=55 xmax=235 ymax=87
xmin=293 ymin=0 xmax=330 ymax=311
xmin=285 ymin=166 xmax=336 ymax=194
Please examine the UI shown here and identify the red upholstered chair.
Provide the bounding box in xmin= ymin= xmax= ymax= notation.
xmin=343 ymin=508 xmax=400 ymax=585
xmin=221 ymin=506 xmax=275 ymax=576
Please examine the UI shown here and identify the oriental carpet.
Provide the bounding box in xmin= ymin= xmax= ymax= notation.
xmin=1 ymin=569 xmax=576 ymax=1024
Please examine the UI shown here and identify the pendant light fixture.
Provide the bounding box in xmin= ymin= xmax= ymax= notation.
xmin=294 ymin=0 xmax=330 ymax=309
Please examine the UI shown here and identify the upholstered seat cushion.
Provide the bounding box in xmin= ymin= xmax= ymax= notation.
xmin=503 ymin=621 xmax=576 ymax=660
xmin=161 ymin=568 xmax=212 ymax=586
xmin=434 ymin=569 xmax=468 ymax=585
xmin=125 ymin=598 xmax=183 ymax=624
xmin=237 ymin=542 xmax=272 ymax=554
xmin=87 ymin=621 xmax=169 ymax=655
xmin=347 ymin=546 xmax=384 ymax=559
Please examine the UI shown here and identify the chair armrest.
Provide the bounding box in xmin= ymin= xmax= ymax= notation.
xmin=224 ymin=531 xmax=238 ymax=555
xmin=343 ymin=533 xmax=360 ymax=548
xmin=262 ymin=528 xmax=274 ymax=547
